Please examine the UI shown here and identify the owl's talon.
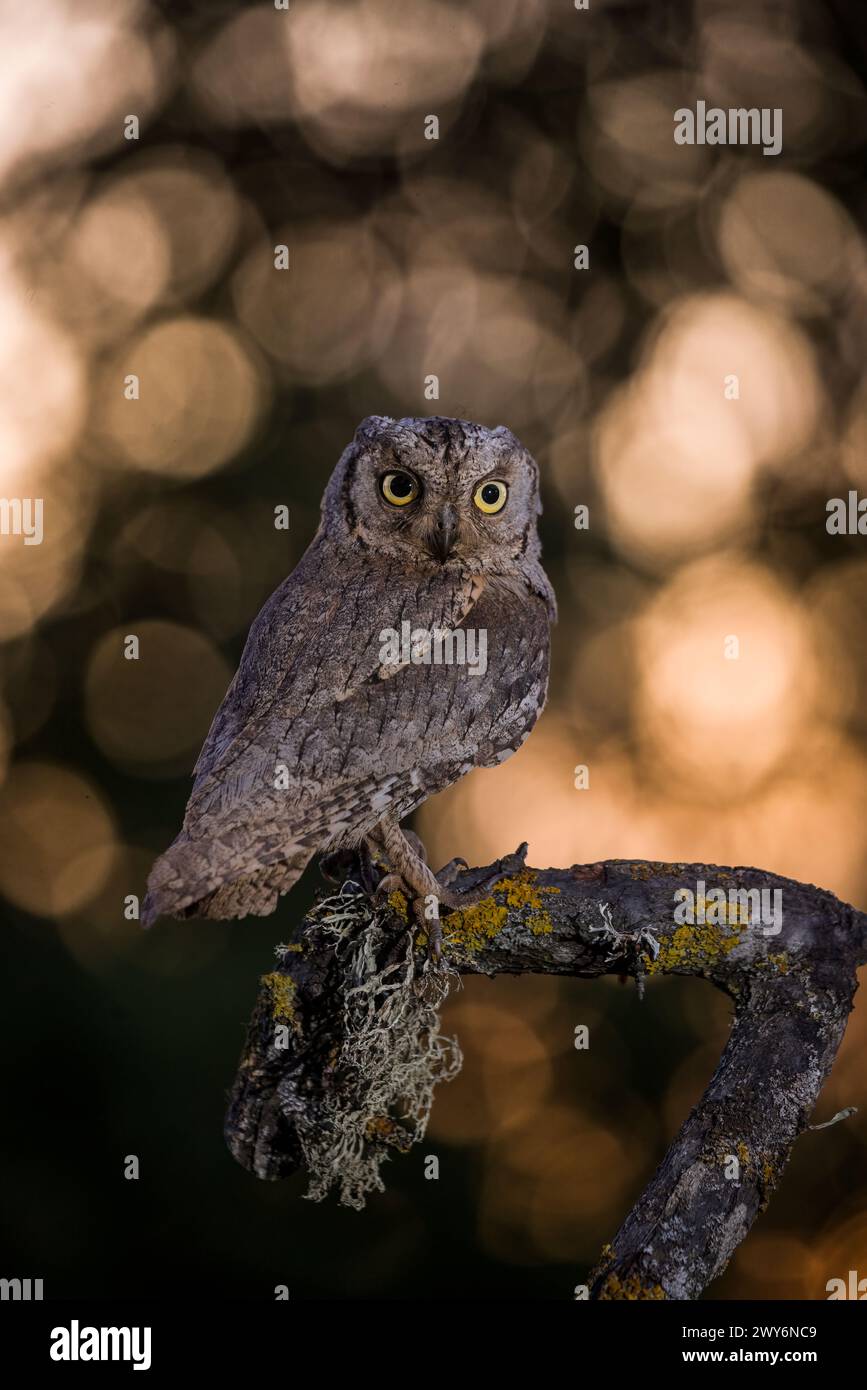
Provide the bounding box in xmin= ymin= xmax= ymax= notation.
xmin=436 ymin=857 xmax=469 ymax=888
xmin=437 ymin=842 xmax=529 ymax=910
xmin=373 ymin=872 xmax=410 ymax=907
xmin=410 ymin=894 xmax=443 ymax=964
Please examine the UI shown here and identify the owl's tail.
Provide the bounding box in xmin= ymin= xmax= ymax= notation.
xmin=141 ymin=830 xmax=316 ymax=927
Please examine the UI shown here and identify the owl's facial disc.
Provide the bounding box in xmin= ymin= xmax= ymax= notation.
xmin=340 ymin=416 xmax=540 ymax=569
xmin=378 ymin=470 xmax=460 ymax=562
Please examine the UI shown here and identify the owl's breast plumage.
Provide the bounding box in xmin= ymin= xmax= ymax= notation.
xmin=179 ymin=540 xmax=552 ymax=856
xmin=322 ymin=572 xmax=552 ymax=813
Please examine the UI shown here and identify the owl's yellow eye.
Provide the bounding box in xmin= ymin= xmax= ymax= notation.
xmin=473 ymin=480 xmax=508 ymax=514
xmin=380 ymin=471 xmax=419 ymax=506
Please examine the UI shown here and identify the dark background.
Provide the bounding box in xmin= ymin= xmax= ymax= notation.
xmin=1 ymin=0 xmax=866 ymax=1298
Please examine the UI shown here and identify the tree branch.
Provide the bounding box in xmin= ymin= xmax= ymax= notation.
xmin=224 ymin=858 xmax=867 ymax=1299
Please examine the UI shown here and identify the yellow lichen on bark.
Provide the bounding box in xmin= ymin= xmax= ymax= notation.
xmin=630 ymin=861 xmax=687 ymax=880
xmin=597 ymin=1272 xmax=667 ymax=1300
xmin=644 ymin=920 xmax=741 ymax=976
xmin=261 ymin=971 xmax=300 ymax=1033
xmin=387 ymin=889 xmax=409 ymax=920
xmin=444 ymin=871 xmax=561 ymax=952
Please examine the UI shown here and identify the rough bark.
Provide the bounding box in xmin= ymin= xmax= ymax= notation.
xmin=224 ymin=857 xmax=867 ymax=1299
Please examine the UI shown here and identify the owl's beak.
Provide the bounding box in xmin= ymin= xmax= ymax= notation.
xmin=428 ymin=504 xmax=459 ymax=563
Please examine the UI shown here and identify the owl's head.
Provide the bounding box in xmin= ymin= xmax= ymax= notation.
xmin=323 ymin=415 xmax=545 ymax=572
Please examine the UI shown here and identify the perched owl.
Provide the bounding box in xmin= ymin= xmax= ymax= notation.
xmin=142 ymin=415 xmax=556 ymax=957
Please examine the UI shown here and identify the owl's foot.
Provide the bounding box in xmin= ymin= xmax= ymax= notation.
xmin=380 ymin=830 xmax=467 ymax=888
xmin=368 ymin=818 xmax=454 ymax=964
xmin=435 ymin=856 xmax=469 ymax=888
xmin=371 ymin=871 xmax=412 ymax=904
xmin=376 ymin=825 xmax=528 ymax=906
xmin=371 ymin=871 xmax=445 ymax=963
xmin=368 ymin=820 xmax=531 ymax=966
xmin=425 ymin=842 xmax=529 ymax=958
xmin=435 ymin=842 xmax=529 ymax=910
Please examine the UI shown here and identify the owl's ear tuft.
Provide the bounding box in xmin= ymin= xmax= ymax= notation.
xmin=322 ymin=418 xmax=398 ymax=537
xmin=492 ymin=424 xmax=522 ymax=448
xmin=355 ymin=415 xmax=395 ymax=446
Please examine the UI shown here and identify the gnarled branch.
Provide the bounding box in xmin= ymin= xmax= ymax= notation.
xmin=224 ymin=858 xmax=867 ymax=1299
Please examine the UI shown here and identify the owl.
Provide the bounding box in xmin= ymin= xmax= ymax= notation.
xmin=142 ymin=415 xmax=556 ymax=958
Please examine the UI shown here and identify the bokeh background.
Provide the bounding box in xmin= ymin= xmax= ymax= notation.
xmin=1 ymin=0 xmax=866 ymax=1299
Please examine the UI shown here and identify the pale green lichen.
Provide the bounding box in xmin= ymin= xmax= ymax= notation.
xmin=297 ymin=923 xmax=461 ymax=1211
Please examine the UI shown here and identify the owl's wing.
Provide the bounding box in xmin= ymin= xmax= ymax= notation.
xmin=268 ymin=571 xmax=551 ymax=838
xmin=186 ymin=539 xmax=485 ymax=819
xmin=189 ymin=535 xmax=372 ymax=787
xmin=142 ymin=541 xmax=497 ymax=922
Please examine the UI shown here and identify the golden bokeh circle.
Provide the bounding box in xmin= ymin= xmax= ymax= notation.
xmin=95 ymin=316 xmax=266 ymax=478
xmin=84 ymin=620 xmax=232 ymax=774
xmin=0 ymin=762 xmax=118 ymax=917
